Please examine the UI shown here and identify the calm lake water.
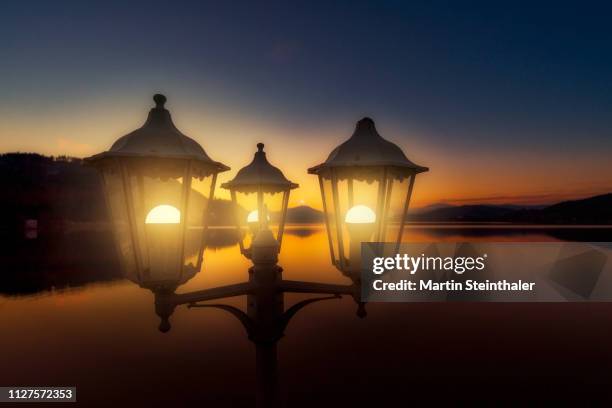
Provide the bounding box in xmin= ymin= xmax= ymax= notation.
xmin=2 ymin=225 xmax=612 ymax=405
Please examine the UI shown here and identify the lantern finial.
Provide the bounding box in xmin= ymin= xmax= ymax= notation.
xmin=153 ymin=93 xmax=167 ymax=109
xmin=257 ymin=142 xmax=264 ymax=152
xmin=357 ymin=117 xmax=375 ymax=129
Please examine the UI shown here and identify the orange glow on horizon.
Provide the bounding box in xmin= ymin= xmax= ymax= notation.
xmin=1 ymin=96 xmax=611 ymax=209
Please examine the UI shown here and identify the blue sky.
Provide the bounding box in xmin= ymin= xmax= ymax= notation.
xmin=1 ymin=0 xmax=611 ymax=205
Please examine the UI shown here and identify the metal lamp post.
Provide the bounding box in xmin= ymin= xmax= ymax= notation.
xmin=308 ymin=117 xmax=428 ymax=279
xmin=87 ymin=95 xmax=362 ymax=407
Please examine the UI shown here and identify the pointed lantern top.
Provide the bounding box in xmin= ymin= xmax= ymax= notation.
xmin=221 ymin=143 xmax=298 ymax=193
xmin=308 ymin=117 xmax=428 ymax=178
xmin=86 ymin=94 xmax=229 ymax=176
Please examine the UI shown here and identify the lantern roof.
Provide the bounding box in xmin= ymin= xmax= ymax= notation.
xmin=308 ymin=117 xmax=428 ymax=175
xmin=86 ymin=94 xmax=229 ymax=173
xmin=221 ymin=143 xmax=298 ymax=193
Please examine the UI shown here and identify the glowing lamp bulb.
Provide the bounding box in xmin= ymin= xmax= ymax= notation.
xmin=145 ymin=205 xmax=181 ymax=224
xmin=247 ymin=210 xmax=270 ymax=223
xmin=345 ymin=205 xmax=376 ymax=224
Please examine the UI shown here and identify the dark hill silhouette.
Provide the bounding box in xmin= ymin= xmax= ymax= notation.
xmin=410 ymin=204 xmax=518 ymax=222
xmin=507 ymin=193 xmax=612 ymax=224
xmin=209 ymin=200 xmax=325 ymax=225
xmin=1 ymin=153 xmax=610 ymax=226
xmin=412 ymin=194 xmax=612 ymax=224
xmin=410 ymin=203 xmax=454 ymax=215
xmin=0 ymin=153 xmax=107 ymax=230
xmin=285 ymin=205 xmax=324 ymax=223
xmin=208 ymin=199 xmax=242 ymax=226
xmin=0 ymin=153 xmax=324 ymax=228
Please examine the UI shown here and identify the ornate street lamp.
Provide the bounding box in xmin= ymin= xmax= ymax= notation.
xmin=221 ymin=143 xmax=298 ymax=259
xmin=87 ymin=98 xmax=370 ymax=407
xmin=308 ymin=117 xmax=428 ymax=277
xmin=86 ymin=94 xmax=229 ymax=292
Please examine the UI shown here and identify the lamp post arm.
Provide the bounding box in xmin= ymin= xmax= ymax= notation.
xmin=170 ymin=282 xmax=254 ymax=305
xmin=278 ymin=294 xmax=341 ymax=334
xmin=166 ymin=280 xmax=355 ymax=306
xmin=278 ymin=280 xmax=356 ymax=296
xmin=188 ymin=303 xmax=256 ymax=336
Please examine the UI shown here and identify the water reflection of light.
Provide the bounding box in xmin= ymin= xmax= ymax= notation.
xmin=2 ymin=224 xmax=612 ymax=405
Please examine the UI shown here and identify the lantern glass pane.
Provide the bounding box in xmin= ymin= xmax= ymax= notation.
xmin=101 ymin=166 xmax=138 ymax=283
xmin=234 ymin=190 xmax=286 ymax=250
xmin=126 ymin=164 xmax=187 ymax=287
xmin=320 ymin=176 xmax=340 ymax=268
xmin=183 ymin=174 xmax=214 ymax=279
xmin=380 ymin=174 xmax=411 ymax=243
xmin=342 ymin=172 xmax=383 ymax=270
xmin=321 ymin=168 xmax=389 ymax=272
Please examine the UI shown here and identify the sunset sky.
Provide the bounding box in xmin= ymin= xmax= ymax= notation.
xmin=2 ymin=1 xmax=612 ymax=208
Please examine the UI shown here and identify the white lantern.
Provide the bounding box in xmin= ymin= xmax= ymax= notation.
xmin=86 ymin=94 xmax=229 ymax=291
xmin=309 ymin=117 xmax=428 ymax=277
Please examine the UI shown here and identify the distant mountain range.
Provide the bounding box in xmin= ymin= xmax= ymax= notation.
xmin=285 ymin=194 xmax=612 ymax=224
xmin=209 ymin=203 xmax=324 ymax=225
xmin=409 ymin=194 xmax=612 ymax=224
xmin=0 ymin=153 xmax=327 ymax=228
xmin=218 ymin=194 xmax=612 ymax=225
xmin=504 ymin=194 xmax=612 ymax=224
xmin=1 ymin=153 xmax=610 ymax=227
